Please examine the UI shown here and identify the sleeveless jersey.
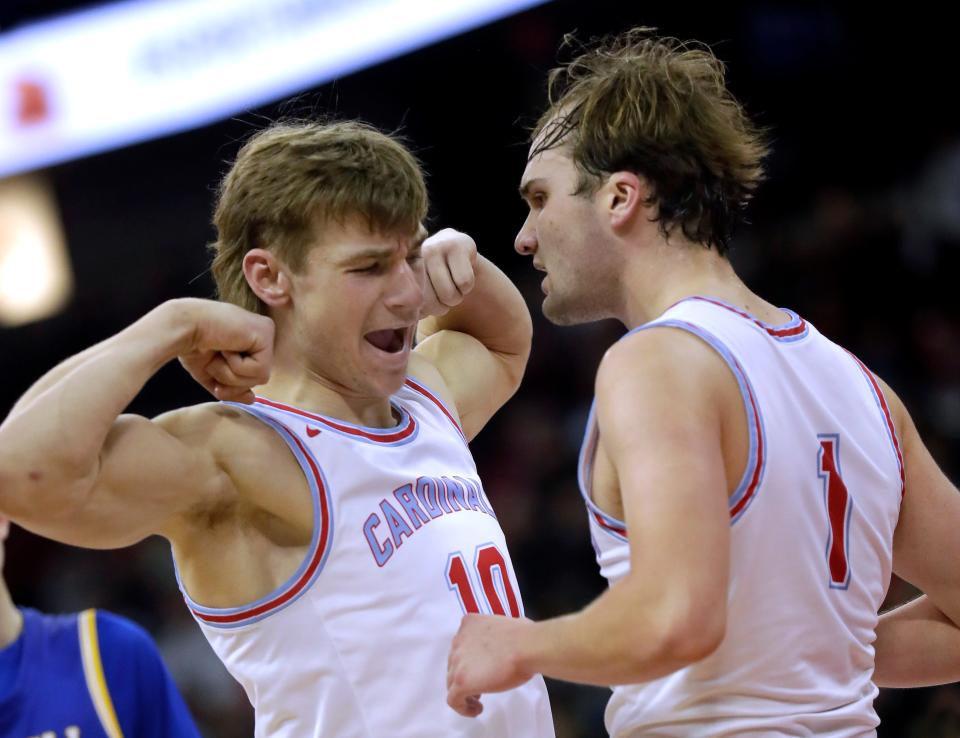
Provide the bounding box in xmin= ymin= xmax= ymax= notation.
xmin=578 ymin=297 xmax=904 ymax=737
xmin=177 ymin=377 xmax=554 ymax=738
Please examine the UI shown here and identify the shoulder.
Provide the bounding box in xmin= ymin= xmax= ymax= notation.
xmin=869 ymin=372 xmax=912 ymax=448
xmin=18 ymin=607 xmax=78 ymax=644
xmin=156 ymin=402 xmax=300 ymax=536
xmin=593 ymin=326 xmax=740 ymax=452
xmin=154 ymin=401 xmax=291 ymax=466
xmin=597 ymin=325 xmax=732 ymax=399
xmin=153 ymin=401 xmax=261 ymax=442
xmin=90 ymin=610 xmax=161 ymax=657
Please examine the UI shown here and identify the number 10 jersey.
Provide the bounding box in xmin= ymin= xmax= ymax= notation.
xmin=178 ymin=377 xmax=554 ymax=738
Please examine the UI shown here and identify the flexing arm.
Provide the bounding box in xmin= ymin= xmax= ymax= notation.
xmin=873 ymin=379 xmax=960 ymax=687
xmin=0 ymin=298 xmax=273 ymax=548
xmin=413 ymin=229 xmax=532 ymax=440
xmin=447 ymin=328 xmax=731 ymax=713
xmin=8 ymin=342 xmax=120 ymax=419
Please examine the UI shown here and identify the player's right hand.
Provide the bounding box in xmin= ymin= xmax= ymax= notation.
xmin=167 ymin=298 xmax=275 ymax=404
xmin=446 ymin=613 xmax=536 ymax=717
xmin=420 ymin=228 xmax=478 ymax=318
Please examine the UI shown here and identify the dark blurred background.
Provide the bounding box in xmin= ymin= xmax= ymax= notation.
xmin=2 ymin=1 xmax=958 ymax=736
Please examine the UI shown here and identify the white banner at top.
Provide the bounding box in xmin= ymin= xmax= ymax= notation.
xmin=0 ymin=0 xmax=547 ymax=178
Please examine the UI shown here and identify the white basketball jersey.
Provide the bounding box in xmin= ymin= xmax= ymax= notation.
xmin=579 ymin=296 xmax=904 ymax=737
xmin=175 ymin=377 xmax=554 ymax=738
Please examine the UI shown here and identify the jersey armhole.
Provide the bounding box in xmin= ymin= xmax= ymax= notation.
xmin=174 ymin=405 xmax=335 ymax=629
xmin=638 ymin=320 xmax=768 ymax=524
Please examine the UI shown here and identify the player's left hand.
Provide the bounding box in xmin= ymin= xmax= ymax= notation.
xmin=446 ymin=613 xmax=536 ymax=718
xmin=421 ymin=228 xmax=478 ymax=318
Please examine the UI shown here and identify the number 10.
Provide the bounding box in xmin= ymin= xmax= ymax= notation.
xmin=446 ymin=544 xmax=520 ymax=617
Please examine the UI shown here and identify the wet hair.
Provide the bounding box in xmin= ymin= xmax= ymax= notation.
xmin=532 ymin=28 xmax=769 ymax=255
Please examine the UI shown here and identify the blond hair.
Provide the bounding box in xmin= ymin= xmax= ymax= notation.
xmin=210 ymin=120 xmax=428 ymax=311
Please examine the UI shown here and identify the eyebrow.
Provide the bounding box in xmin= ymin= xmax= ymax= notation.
xmin=343 ymin=249 xmax=391 ymax=263
xmin=519 ymin=178 xmax=546 ymax=200
xmin=341 ymin=233 xmax=426 ymax=264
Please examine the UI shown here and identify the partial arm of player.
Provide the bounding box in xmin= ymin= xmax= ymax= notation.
xmin=872 ymin=378 xmax=960 ymax=687
xmin=7 ymin=341 xmax=125 ymax=419
xmin=413 ymin=228 xmax=532 ymax=440
xmin=874 ymin=596 xmax=960 ymax=687
xmin=447 ymin=328 xmax=730 ymax=715
xmin=0 ymin=298 xmax=273 ymax=548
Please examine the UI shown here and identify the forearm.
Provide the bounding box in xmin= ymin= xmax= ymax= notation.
xmin=0 ymin=301 xmax=190 ymax=513
xmin=874 ymin=595 xmax=960 ymax=688
xmin=418 ymin=255 xmax=531 ymax=368
xmin=8 ymin=342 xmax=116 ymax=420
xmin=516 ymin=577 xmax=719 ymax=686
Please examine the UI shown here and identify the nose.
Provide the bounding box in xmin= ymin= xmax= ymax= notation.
xmin=515 ymin=214 xmax=537 ymax=256
xmin=385 ymin=259 xmax=424 ymax=313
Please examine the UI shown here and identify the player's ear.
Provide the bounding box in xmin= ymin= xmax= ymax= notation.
xmin=243 ymin=249 xmax=292 ymax=308
xmin=600 ymin=171 xmax=649 ymax=230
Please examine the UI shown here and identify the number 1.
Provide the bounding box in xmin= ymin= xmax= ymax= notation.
xmin=818 ymin=435 xmax=853 ymax=589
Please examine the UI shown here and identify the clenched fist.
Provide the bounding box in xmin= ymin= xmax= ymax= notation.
xmin=421 ymin=228 xmax=479 ymax=318
xmin=165 ymin=298 xmax=275 ymax=403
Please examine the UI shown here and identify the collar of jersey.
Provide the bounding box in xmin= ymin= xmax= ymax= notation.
xmin=252 ymin=396 xmax=416 ymax=444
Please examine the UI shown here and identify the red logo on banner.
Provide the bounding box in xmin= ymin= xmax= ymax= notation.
xmin=14 ymin=79 xmax=51 ymax=127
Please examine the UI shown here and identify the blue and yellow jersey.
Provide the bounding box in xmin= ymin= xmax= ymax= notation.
xmin=0 ymin=608 xmax=201 ymax=738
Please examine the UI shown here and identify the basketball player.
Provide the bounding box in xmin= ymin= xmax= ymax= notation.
xmin=446 ymin=29 xmax=960 ymax=734
xmin=0 ymin=121 xmax=554 ymax=737
xmin=0 ymin=516 xmax=202 ymax=738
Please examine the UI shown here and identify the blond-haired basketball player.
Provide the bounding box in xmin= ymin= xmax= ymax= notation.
xmin=0 ymin=120 xmax=554 ymax=738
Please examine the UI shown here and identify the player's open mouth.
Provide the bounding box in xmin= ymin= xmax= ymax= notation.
xmin=364 ymin=327 xmax=409 ymax=354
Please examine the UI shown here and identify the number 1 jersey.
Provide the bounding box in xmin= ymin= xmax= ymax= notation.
xmin=579 ymin=297 xmax=903 ymax=737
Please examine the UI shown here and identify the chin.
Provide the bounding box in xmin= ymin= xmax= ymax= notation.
xmin=542 ymin=294 xmax=598 ymax=327
xmin=367 ymin=367 xmax=409 ymax=398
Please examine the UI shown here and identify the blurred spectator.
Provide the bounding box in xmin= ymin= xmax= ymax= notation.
xmin=0 ymin=517 xmax=203 ymax=737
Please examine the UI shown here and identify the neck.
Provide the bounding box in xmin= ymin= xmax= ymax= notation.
xmin=0 ymin=580 xmax=22 ymax=650
xmin=254 ymin=354 xmax=397 ymax=428
xmin=618 ymin=235 xmax=754 ymax=328
xmin=250 ymin=318 xmax=400 ymax=428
